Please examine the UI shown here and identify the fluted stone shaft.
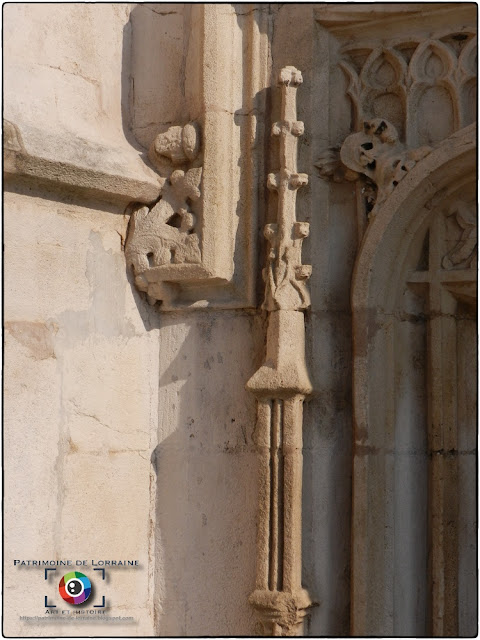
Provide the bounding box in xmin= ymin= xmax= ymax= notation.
xmin=247 ymin=67 xmax=313 ymax=637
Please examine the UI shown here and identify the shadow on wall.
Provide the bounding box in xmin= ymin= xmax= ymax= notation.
xmin=122 ymin=235 xmax=262 ymax=635
xmin=121 ymin=2 xmax=355 ymax=635
xmin=302 ymin=308 xmax=353 ymax=636
xmin=120 ymin=8 xmax=268 ymax=634
xmin=152 ymin=312 xmax=264 ymax=636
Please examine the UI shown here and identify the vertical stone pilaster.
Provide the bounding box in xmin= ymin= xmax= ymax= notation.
xmin=247 ymin=67 xmax=313 ymax=637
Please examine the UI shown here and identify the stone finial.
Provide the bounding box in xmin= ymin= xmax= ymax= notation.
xmin=278 ymin=65 xmax=303 ymax=86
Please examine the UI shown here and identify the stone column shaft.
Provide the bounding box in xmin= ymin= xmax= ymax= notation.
xmin=247 ymin=66 xmax=313 ymax=637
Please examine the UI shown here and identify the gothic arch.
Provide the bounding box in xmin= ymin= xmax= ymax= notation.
xmin=350 ymin=123 xmax=476 ymax=636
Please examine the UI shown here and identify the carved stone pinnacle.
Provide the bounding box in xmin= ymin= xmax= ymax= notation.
xmin=263 ymin=67 xmax=311 ymax=312
xmin=247 ymin=66 xmax=313 ymax=637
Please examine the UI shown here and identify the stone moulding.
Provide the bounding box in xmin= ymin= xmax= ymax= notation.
xmin=3 ymin=119 xmax=162 ymax=206
xmin=314 ymin=4 xmax=475 ymax=44
xmin=247 ymin=66 xmax=313 ymax=637
xmin=351 ymin=123 xmax=476 ymax=310
xmin=350 ymin=123 xmax=476 ymax=636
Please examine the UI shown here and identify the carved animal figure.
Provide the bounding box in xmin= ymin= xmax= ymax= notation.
xmin=125 ymin=168 xmax=202 ymax=292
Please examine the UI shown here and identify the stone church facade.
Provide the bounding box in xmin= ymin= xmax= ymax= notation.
xmin=4 ymin=3 xmax=477 ymax=637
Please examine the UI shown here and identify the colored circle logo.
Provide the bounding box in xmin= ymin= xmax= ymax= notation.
xmin=59 ymin=571 xmax=91 ymax=604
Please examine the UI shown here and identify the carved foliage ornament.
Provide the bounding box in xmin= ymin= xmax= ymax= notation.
xmin=317 ymin=31 xmax=476 ymax=226
xmin=442 ymin=201 xmax=477 ymax=270
xmin=317 ymin=118 xmax=431 ymax=215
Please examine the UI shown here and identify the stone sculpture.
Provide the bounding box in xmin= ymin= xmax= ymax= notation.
xmin=125 ymin=123 xmax=202 ymax=304
xmin=317 ymin=118 xmax=431 ymax=215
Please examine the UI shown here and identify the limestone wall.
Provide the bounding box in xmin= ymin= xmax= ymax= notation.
xmin=4 ymin=3 xmax=477 ymax=637
xmin=4 ymin=188 xmax=157 ymax=635
xmin=4 ymin=4 xmax=261 ymax=635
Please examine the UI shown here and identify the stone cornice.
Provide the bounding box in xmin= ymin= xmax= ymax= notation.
xmin=315 ymin=3 xmax=474 ymax=38
xmin=3 ymin=119 xmax=162 ymax=206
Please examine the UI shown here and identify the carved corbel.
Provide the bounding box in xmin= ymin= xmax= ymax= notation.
xmin=247 ymin=66 xmax=313 ymax=636
xmin=125 ymin=123 xmax=204 ymax=306
xmin=316 ymin=118 xmax=431 ymax=216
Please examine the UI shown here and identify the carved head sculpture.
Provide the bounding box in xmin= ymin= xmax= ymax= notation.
xmin=151 ymin=122 xmax=200 ymax=165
